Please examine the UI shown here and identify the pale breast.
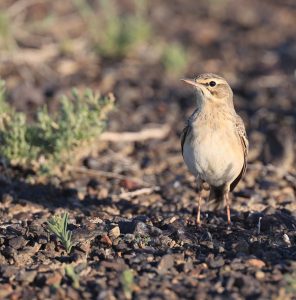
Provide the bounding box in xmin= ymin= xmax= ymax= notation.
xmin=183 ymin=116 xmax=244 ymax=187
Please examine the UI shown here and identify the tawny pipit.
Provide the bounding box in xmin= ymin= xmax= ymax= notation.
xmin=181 ymin=73 xmax=248 ymax=224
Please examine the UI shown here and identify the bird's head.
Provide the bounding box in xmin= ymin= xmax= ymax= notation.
xmin=181 ymin=73 xmax=234 ymax=107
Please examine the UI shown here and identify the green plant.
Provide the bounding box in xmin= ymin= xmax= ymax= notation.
xmin=161 ymin=42 xmax=188 ymax=76
xmin=0 ymin=81 xmax=115 ymax=174
xmin=74 ymin=0 xmax=151 ymax=58
xmin=65 ymin=265 xmax=80 ymax=289
xmin=284 ymin=272 xmax=296 ymax=295
xmin=47 ymin=212 xmax=73 ymax=254
xmin=0 ymin=11 xmax=16 ymax=50
xmin=134 ymin=234 xmax=151 ymax=247
xmin=120 ymin=269 xmax=134 ymax=299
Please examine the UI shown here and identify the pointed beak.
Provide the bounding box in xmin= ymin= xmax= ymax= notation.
xmin=180 ymin=78 xmax=203 ymax=89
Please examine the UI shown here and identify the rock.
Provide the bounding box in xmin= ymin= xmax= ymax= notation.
xmin=255 ymin=271 xmax=265 ymax=280
xmin=247 ymin=258 xmax=266 ymax=269
xmin=232 ymin=239 xmax=250 ymax=254
xmin=0 ymin=253 xmax=7 ymax=264
xmin=118 ymin=220 xmax=149 ymax=236
xmin=109 ymin=226 xmax=120 ymax=239
xmin=101 ymin=235 xmax=113 ymax=246
xmin=2 ymin=246 xmax=17 ymax=259
xmin=157 ymin=254 xmax=175 ymax=274
xmin=119 ymin=179 xmax=140 ymax=190
xmin=15 ymin=270 xmax=37 ymax=284
xmin=0 ymin=284 xmax=13 ymax=298
xmin=133 ymin=222 xmax=149 ymax=236
xmin=45 ymin=271 xmax=63 ymax=286
xmin=8 ymin=236 xmax=27 ymax=250
xmin=0 ymin=265 xmax=19 ymax=278
xmin=207 ymin=255 xmax=225 ymax=269
xmin=183 ymin=259 xmax=193 ymax=273
xmin=13 ymin=244 xmax=41 ymax=266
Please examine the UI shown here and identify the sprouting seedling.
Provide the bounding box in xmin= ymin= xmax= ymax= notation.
xmin=65 ymin=265 xmax=80 ymax=289
xmin=120 ymin=269 xmax=134 ymax=300
xmin=47 ymin=212 xmax=73 ymax=254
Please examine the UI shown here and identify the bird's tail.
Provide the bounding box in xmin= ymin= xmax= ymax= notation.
xmin=207 ymin=186 xmax=225 ymax=211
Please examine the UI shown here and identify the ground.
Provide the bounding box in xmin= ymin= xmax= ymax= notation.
xmin=0 ymin=0 xmax=296 ymax=299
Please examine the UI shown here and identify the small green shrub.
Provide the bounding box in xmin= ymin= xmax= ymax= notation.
xmin=47 ymin=212 xmax=73 ymax=254
xmin=161 ymin=42 xmax=188 ymax=76
xmin=74 ymin=0 xmax=151 ymax=58
xmin=120 ymin=269 xmax=134 ymax=299
xmin=0 ymin=81 xmax=115 ymax=174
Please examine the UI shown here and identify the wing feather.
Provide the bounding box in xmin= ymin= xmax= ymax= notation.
xmin=230 ymin=115 xmax=248 ymax=191
xmin=180 ymin=124 xmax=192 ymax=156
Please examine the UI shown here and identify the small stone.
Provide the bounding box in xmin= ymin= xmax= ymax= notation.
xmin=247 ymin=258 xmax=266 ymax=268
xmin=218 ymin=246 xmax=225 ymax=253
xmin=2 ymin=246 xmax=17 ymax=258
xmin=8 ymin=236 xmax=27 ymax=250
xmin=109 ymin=226 xmax=120 ymax=239
xmin=233 ymin=239 xmax=249 ymax=254
xmin=283 ymin=234 xmax=291 ymax=246
xmin=46 ymin=271 xmax=63 ymax=286
xmin=255 ymin=271 xmax=265 ymax=280
xmin=101 ymin=235 xmax=112 ymax=246
xmin=119 ymin=179 xmax=139 ymax=190
xmin=1 ymin=194 xmax=14 ymax=205
xmin=1 ymin=265 xmax=19 ymax=278
xmin=78 ymin=240 xmax=91 ymax=253
xmin=183 ymin=259 xmax=193 ymax=273
xmin=208 ymin=255 xmax=225 ymax=269
xmin=37 ymin=236 xmax=48 ymax=245
xmin=124 ymin=234 xmax=135 ymax=242
xmin=15 ymin=270 xmax=37 ymax=284
xmin=200 ymin=241 xmax=214 ymax=249
xmin=157 ymin=254 xmax=175 ymax=274
xmin=0 ymin=284 xmax=13 ymax=298
xmin=133 ymin=222 xmax=149 ymax=236
xmin=0 ymin=254 xmax=7 ymax=264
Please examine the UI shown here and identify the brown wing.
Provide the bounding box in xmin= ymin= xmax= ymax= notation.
xmin=180 ymin=124 xmax=191 ymax=156
xmin=230 ymin=115 xmax=249 ymax=191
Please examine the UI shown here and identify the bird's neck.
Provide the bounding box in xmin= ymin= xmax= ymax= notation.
xmin=197 ymin=96 xmax=235 ymax=115
xmin=189 ymin=98 xmax=236 ymax=126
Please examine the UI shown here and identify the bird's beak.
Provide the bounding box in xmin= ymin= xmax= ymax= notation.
xmin=181 ymin=78 xmax=210 ymax=98
xmin=180 ymin=78 xmax=203 ymax=89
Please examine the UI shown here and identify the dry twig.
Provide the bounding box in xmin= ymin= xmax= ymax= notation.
xmin=100 ymin=124 xmax=170 ymax=142
xmin=117 ymin=187 xmax=160 ymax=200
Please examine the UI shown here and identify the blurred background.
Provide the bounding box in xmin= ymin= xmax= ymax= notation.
xmin=0 ymin=0 xmax=295 ymax=174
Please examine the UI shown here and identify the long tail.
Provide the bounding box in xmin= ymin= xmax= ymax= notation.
xmin=207 ymin=186 xmax=225 ymax=211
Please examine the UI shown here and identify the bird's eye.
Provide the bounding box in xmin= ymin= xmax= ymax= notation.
xmin=209 ymin=81 xmax=216 ymax=87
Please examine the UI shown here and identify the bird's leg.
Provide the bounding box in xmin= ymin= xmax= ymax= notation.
xmin=196 ymin=180 xmax=202 ymax=226
xmin=196 ymin=192 xmax=201 ymax=225
xmin=226 ymin=198 xmax=231 ymax=225
xmin=224 ymin=185 xmax=231 ymax=224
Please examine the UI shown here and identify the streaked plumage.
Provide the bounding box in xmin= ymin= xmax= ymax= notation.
xmin=181 ymin=73 xmax=248 ymax=224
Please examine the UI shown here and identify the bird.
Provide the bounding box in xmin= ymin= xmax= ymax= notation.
xmin=180 ymin=73 xmax=248 ymax=225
